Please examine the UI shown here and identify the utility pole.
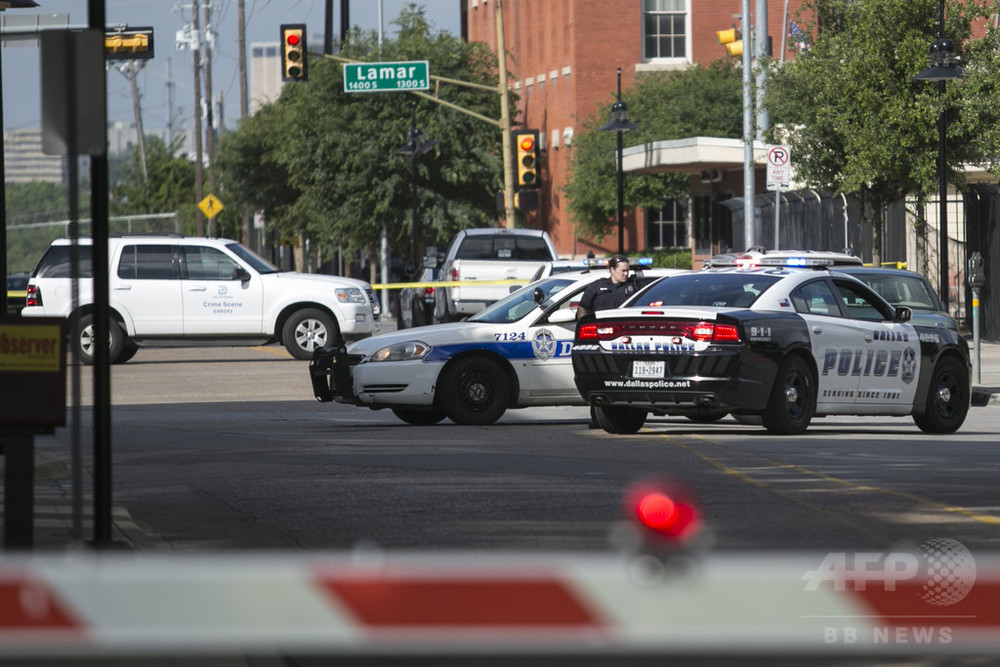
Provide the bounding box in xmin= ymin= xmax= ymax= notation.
xmin=203 ymin=0 xmax=217 ymax=237
xmin=192 ymin=0 xmax=205 ymax=236
xmin=125 ymin=62 xmax=148 ymax=181
xmin=166 ymin=57 xmax=176 ymax=147
xmin=495 ymin=0 xmax=515 ymax=228
xmin=238 ymin=0 xmax=252 ymax=246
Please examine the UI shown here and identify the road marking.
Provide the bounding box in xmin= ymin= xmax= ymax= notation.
xmin=669 ymin=434 xmax=1000 ymax=527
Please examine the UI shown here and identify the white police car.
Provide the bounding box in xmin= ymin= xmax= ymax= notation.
xmin=572 ymin=263 xmax=971 ymax=435
xmin=311 ymin=267 xmax=685 ymax=425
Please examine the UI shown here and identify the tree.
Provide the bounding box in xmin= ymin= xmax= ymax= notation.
xmin=216 ymin=6 xmax=505 ymax=266
xmin=563 ymin=61 xmax=744 ymax=241
xmin=766 ymin=0 xmax=989 ymax=263
xmin=110 ymin=135 xmax=198 ymax=233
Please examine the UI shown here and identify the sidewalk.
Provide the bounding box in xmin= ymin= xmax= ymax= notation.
xmin=5 ymin=334 xmax=1000 ymax=554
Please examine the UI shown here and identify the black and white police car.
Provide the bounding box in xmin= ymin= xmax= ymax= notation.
xmin=572 ymin=260 xmax=971 ymax=435
xmin=311 ymin=265 xmax=684 ymax=425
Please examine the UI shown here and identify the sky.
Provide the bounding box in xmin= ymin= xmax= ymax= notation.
xmin=1 ymin=0 xmax=462 ymax=133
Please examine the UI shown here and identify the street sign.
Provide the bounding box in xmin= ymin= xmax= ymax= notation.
xmin=343 ymin=61 xmax=430 ymax=93
xmin=198 ymin=194 xmax=224 ymax=219
xmin=766 ymin=145 xmax=791 ymax=191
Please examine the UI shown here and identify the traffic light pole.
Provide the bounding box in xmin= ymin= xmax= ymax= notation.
xmin=495 ymin=0 xmax=515 ymax=228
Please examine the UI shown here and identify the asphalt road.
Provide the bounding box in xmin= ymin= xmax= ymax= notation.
xmin=35 ymin=342 xmax=1000 ymax=554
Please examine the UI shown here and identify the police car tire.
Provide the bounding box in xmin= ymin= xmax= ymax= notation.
xmin=595 ymin=406 xmax=647 ymax=434
xmin=439 ymin=357 xmax=508 ymax=425
xmin=73 ymin=313 xmax=124 ymax=366
xmin=913 ymin=356 xmax=970 ymax=434
xmin=761 ymin=355 xmax=815 ymax=435
xmin=283 ymin=309 xmax=340 ymax=360
xmin=391 ymin=407 xmax=447 ymax=426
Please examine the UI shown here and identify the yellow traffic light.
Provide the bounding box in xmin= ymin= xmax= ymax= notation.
xmin=104 ymin=27 xmax=154 ymax=60
xmin=513 ymin=130 xmax=539 ymax=188
xmin=716 ymin=27 xmax=743 ymax=58
xmin=280 ymin=24 xmax=308 ymax=82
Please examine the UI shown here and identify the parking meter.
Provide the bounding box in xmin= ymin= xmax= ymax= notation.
xmin=969 ymin=252 xmax=985 ymax=288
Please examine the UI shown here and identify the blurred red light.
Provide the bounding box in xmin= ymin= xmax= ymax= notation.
xmin=636 ymin=493 xmax=676 ymax=530
xmin=626 ymin=480 xmax=701 ymax=543
xmin=286 ymin=33 xmax=300 ymax=46
xmin=519 ymin=136 xmax=535 ymax=151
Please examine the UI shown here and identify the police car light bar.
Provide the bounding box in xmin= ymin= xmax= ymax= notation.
xmin=584 ymin=256 xmax=653 ymax=268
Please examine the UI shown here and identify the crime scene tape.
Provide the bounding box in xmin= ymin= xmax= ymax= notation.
xmin=371 ymin=279 xmax=530 ymax=290
xmin=0 ymin=550 xmax=997 ymax=658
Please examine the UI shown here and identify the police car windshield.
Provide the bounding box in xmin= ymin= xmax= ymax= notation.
xmin=226 ymin=242 xmax=280 ymax=274
xmin=630 ymin=272 xmax=782 ymax=308
xmin=470 ymin=277 xmax=577 ymax=324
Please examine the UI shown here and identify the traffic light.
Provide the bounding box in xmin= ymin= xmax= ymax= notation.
xmin=716 ymin=27 xmax=743 ymax=58
xmin=625 ymin=478 xmax=702 ymax=546
xmin=280 ymin=24 xmax=308 ymax=82
xmin=104 ymin=27 xmax=154 ymax=60
xmin=512 ymin=130 xmax=539 ymax=188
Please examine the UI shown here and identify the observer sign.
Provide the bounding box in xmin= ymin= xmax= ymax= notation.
xmin=343 ymin=60 xmax=430 ymax=93
xmin=0 ymin=317 xmax=66 ymax=428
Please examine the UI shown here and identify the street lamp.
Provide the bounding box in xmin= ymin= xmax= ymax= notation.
xmin=396 ymin=101 xmax=437 ymax=267
xmin=914 ymin=0 xmax=964 ymax=311
xmin=599 ymin=67 xmax=638 ymax=255
xmin=0 ymin=0 xmax=40 ymax=315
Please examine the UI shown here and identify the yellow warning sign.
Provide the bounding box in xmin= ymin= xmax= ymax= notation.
xmin=198 ymin=194 xmax=224 ymax=219
xmin=0 ymin=323 xmax=62 ymax=372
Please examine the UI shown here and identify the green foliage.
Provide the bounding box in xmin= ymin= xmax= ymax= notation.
xmin=642 ymin=247 xmax=693 ymax=270
xmin=216 ymin=5 xmax=505 ymax=264
xmin=110 ymin=135 xmax=198 ymax=233
xmin=4 ymin=181 xmax=80 ymax=273
xmin=564 ymin=61 xmax=743 ymax=241
xmin=766 ymin=0 xmax=989 ymax=261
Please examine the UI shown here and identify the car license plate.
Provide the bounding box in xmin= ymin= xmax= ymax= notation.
xmin=632 ymin=360 xmax=665 ymax=379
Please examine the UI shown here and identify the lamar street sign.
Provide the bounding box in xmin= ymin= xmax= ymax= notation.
xmin=343 ymin=60 xmax=430 ymax=93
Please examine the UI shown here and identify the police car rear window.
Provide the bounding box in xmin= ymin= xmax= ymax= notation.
xmin=635 ymin=273 xmax=781 ymax=308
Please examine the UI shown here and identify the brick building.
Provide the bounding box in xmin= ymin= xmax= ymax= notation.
xmin=464 ymin=0 xmax=803 ymax=259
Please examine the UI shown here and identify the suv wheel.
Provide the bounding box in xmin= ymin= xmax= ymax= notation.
xmin=283 ymin=308 xmax=340 ymax=360
xmin=74 ymin=313 xmax=124 ymax=365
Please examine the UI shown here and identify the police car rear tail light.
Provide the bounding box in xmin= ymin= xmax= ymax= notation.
xmin=578 ymin=319 xmax=742 ymax=343
xmin=25 ymin=285 xmax=41 ymax=307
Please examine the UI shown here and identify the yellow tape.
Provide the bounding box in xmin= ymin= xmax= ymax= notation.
xmin=371 ymin=279 xmax=530 ymax=290
xmin=7 ymin=291 xmax=27 ymax=299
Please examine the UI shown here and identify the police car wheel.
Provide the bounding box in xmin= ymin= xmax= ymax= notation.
xmin=283 ymin=308 xmax=340 ymax=360
xmin=913 ymin=356 xmax=970 ymax=434
xmin=761 ymin=355 xmax=815 ymax=435
xmin=594 ymin=406 xmax=647 ymax=434
xmin=73 ymin=313 xmax=125 ymax=366
xmin=391 ymin=407 xmax=447 ymax=426
xmin=440 ymin=357 xmax=508 ymax=425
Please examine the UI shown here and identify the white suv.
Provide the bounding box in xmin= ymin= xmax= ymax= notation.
xmin=21 ymin=235 xmax=380 ymax=363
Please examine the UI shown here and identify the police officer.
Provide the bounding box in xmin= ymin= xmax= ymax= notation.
xmin=576 ymin=254 xmax=635 ymax=428
xmin=576 ymin=254 xmax=635 ymax=319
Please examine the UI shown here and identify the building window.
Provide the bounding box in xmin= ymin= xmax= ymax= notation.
xmin=643 ymin=0 xmax=687 ymax=60
xmin=645 ymin=199 xmax=688 ymax=248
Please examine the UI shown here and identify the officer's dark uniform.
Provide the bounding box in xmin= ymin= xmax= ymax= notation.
xmin=578 ymin=277 xmax=637 ymax=313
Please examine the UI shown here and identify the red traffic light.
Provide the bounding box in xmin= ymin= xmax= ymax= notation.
xmin=519 ymin=135 xmax=535 ymax=152
xmin=286 ymin=33 xmax=300 ymax=46
xmin=625 ymin=479 xmax=701 ymax=543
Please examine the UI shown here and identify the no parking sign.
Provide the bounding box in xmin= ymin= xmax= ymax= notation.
xmin=767 ymin=145 xmax=791 ymax=190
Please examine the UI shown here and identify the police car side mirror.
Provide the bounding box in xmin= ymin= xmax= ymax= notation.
xmin=233 ymin=268 xmax=251 ymax=283
xmin=894 ymin=306 xmax=912 ymax=323
xmin=548 ymin=308 xmax=576 ymax=325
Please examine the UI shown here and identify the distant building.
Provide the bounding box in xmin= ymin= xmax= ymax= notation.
xmin=4 ymin=128 xmax=65 ymax=183
xmin=250 ymin=42 xmax=283 ymax=114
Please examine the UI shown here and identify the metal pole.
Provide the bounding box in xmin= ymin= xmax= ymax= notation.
xmin=938 ymin=85 xmax=949 ymax=310
xmin=773 ymin=191 xmax=780 ymax=250
xmin=617 ymin=129 xmax=625 ymax=255
xmin=741 ymin=0 xmax=755 ymax=250
xmin=495 ymin=0 xmax=515 ymax=228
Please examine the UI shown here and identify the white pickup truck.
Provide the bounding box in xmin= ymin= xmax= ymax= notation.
xmin=433 ymin=228 xmax=559 ymax=322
